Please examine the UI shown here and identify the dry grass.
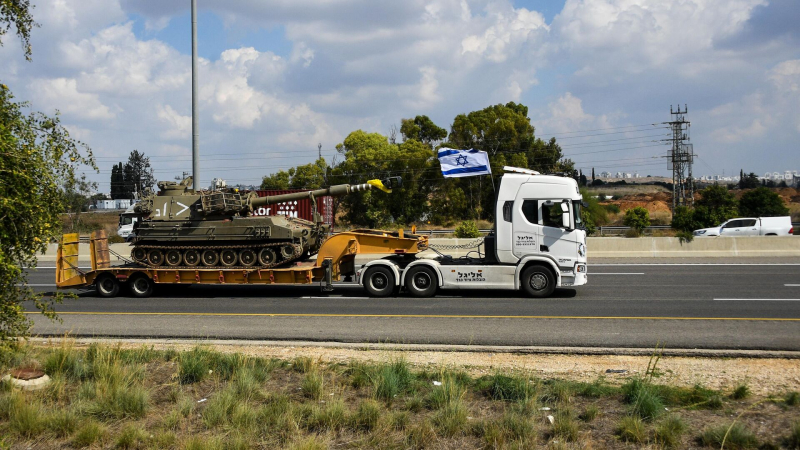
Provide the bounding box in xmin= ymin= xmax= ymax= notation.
xmin=1 ymin=340 xmax=798 ymax=449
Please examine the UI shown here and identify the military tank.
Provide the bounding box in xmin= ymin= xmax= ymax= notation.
xmin=130 ymin=176 xmax=401 ymax=268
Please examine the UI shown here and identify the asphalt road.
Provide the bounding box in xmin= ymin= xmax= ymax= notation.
xmin=22 ymin=261 xmax=800 ymax=350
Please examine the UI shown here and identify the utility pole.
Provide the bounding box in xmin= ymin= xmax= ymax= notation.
xmin=191 ymin=0 xmax=199 ymax=191
xmin=318 ymin=143 xmax=322 ymax=161
xmin=666 ymin=104 xmax=693 ymax=211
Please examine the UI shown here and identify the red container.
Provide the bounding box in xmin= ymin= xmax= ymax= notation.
xmin=253 ymin=189 xmax=333 ymax=225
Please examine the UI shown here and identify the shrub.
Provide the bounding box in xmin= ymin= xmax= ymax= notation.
xmin=604 ymin=203 xmax=620 ymax=214
xmin=731 ymin=383 xmax=750 ymax=400
xmin=405 ymin=421 xmax=437 ymax=449
xmin=552 ymin=409 xmax=579 ymax=442
xmin=654 ymin=415 xmax=686 ymax=448
xmin=352 ymin=399 xmax=381 ymax=431
xmin=783 ymin=421 xmax=800 ymax=449
xmin=623 ymin=206 xmax=650 ymax=236
xmin=301 ymin=370 xmax=324 ymax=400
xmin=427 ymin=377 xmax=465 ymax=410
xmin=616 ymin=416 xmax=646 ymax=443
xmin=47 ymin=409 xmax=79 ymax=437
xmin=579 ymin=405 xmax=600 ymax=422
xmin=178 ymin=348 xmax=210 ymax=384
xmin=115 ymin=424 xmax=148 ymax=449
xmin=373 ymin=359 xmax=413 ymax=403
xmin=622 ymin=378 xmax=664 ymax=420
xmin=739 ymin=187 xmax=789 ymax=217
xmin=454 ymin=220 xmax=481 ymax=238
xmin=785 ymin=391 xmax=799 ymax=406
xmin=478 ymin=373 xmax=536 ymax=402
xmin=432 ymin=403 xmax=467 ymax=437
xmin=9 ymin=398 xmax=46 ymax=438
xmin=698 ymin=422 xmax=758 ymax=449
xmin=73 ymin=420 xmax=106 ymax=448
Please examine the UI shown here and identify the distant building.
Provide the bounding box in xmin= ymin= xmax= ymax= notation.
xmin=93 ymin=199 xmax=133 ymax=210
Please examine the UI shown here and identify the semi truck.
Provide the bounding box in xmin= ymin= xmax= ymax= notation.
xmin=56 ymin=167 xmax=587 ymax=298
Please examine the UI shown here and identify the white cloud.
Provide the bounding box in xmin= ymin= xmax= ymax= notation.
xmin=156 ymin=104 xmax=191 ymax=140
xmin=31 ymin=78 xmax=115 ymax=120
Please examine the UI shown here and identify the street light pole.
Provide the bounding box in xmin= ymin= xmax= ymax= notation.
xmin=191 ymin=0 xmax=199 ymax=190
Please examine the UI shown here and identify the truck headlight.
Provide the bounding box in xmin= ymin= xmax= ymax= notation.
xmin=578 ymin=243 xmax=586 ymax=257
xmin=694 ymin=230 xmax=706 ymax=235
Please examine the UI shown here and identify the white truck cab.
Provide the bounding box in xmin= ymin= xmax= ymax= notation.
xmin=357 ymin=167 xmax=587 ymax=298
xmin=117 ymin=206 xmax=141 ymax=240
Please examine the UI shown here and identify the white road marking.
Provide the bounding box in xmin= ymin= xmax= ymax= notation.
xmin=591 ymin=273 xmax=645 ymax=275
xmin=714 ymin=298 xmax=800 ymax=301
xmin=302 ymin=296 xmax=370 ymax=300
xmin=786 ymin=284 xmax=800 ymax=287
xmin=16 ymin=284 xmax=57 ymax=287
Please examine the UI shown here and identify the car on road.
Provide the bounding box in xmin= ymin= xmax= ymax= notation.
xmin=693 ymin=216 xmax=793 ymax=237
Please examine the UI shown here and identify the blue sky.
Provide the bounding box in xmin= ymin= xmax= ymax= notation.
xmin=0 ymin=0 xmax=797 ymax=191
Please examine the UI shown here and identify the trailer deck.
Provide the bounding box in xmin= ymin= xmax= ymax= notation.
xmin=56 ymin=229 xmax=427 ymax=297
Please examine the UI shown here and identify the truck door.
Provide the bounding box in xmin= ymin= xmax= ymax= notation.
xmin=740 ymin=219 xmax=758 ymax=236
xmin=720 ymin=219 xmax=743 ymax=236
xmin=536 ymin=200 xmax=578 ymax=267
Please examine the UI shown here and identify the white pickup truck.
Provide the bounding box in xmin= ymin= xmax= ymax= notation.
xmin=693 ymin=216 xmax=794 ymax=237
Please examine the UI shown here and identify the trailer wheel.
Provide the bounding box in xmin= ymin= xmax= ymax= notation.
xmin=363 ymin=266 xmax=395 ymax=297
xmin=95 ymin=274 xmax=120 ymax=298
xmin=129 ymin=274 xmax=154 ymax=298
xmin=521 ymin=265 xmax=555 ymax=298
xmin=404 ymin=266 xmax=438 ymax=298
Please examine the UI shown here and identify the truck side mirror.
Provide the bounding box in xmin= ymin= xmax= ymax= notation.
xmin=561 ymin=202 xmax=571 ymax=229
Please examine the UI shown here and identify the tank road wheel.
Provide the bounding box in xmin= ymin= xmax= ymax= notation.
xmin=363 ymin=266 xmax=395 ymax=297
xmin=131 ymin=247 xmax=147 ymax=264
xmin=165 ymin=249 xmax=183 ymax=266
xmin=258 ymin=248 xmax=277 ymax=266
xmin=201 ymin=249 xmax=220 ymax=267
xmin=239 ymin=249 xmax=257 ymax=267
xmin=183 ymin=249 xmax=200 ymax=267
xmin=521 ymin=265 xmax=556 ymax=298
xmin=280 ymin=245 xmax=295 ymax=260
xmin=404 ymin=265 xmax=438 ymax=298
xmin=129 ymin=274 xmax=154 ymax=298
xmin=220 ymin=249 xmax=238 ymax=267
xmin=95 ymin=273 xmax=120 ymax=298
xmin=147 ymin=249 xmax=165 ymax=266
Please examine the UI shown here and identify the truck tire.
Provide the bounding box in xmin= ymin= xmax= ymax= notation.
xmin=521 ymin=265 xmax=555 ymax=298
xmin=128 ymin=274 xmax=154 ymax=298
xmin=404 ymin=265 xmax=438 ymax=298
xmin=95 ymin=274 xmax=120 ymax=298
xmin=363 ymin=266 xmax=395 ymax=297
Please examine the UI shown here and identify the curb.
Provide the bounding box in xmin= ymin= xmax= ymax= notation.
xmin=28 ymin=337 xmax=800 ymax=359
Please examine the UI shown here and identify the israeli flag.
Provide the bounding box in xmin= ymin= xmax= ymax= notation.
xmin=437 ymin=148 xmax=492 ymax=178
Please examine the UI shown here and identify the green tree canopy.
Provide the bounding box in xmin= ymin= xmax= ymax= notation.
xmin=739 ymin=187 xmax=789 ymax=217
xmin=623 ymin=207 xmax=650 ymax=235
xmin=0 ymin=0 xmax=36 ymax=60
xmin=331 ymin=130 xmax=436 ymax=227
xmin=1 ymin=84 xmax=95 ymax=348
xmin=121 ymin=150 xmax=154 ymax=199
xmin=400 ymin=115 xmax=446 ymax=146
xmin=261 ymin=158 xmax=328 ymax=190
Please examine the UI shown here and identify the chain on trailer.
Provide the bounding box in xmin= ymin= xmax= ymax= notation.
xmin=427 ymin=238 xmax=485 ymax=251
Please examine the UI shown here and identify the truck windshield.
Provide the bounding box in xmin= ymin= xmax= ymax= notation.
xmin=572 ymin=201 xmax=582 ymax=228
xmin=119 ymin=215 xmax=134 ymax=226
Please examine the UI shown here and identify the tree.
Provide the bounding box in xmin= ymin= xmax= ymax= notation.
xmin=330 ymin=130 xmax=436 ymax=227
xmin=739 ymin=187 xmax=789 ymax=217
xmin=591 ymin=167 xmax=595 ymax=182
xmin=121 ymin=150 xmax=154 ymax=199
xmin=110 ymin=162 xmax=124 ymax=199
xmin=261 ymin=158 xmax=328 ymax=190
xmin=739 ymin=172 xmax=759 ymax=189
xmin=400 ymin=115 xmax=447 ymax=146
xmin=1 ymin=84 xmax=95 ymax=349
xmin=623 ymin=207 xmax=650 ymax=236
xmin=0 ymin=0 xmax=36 ymax=60
xmin=62 ymin=175 xmax=97 ymax=232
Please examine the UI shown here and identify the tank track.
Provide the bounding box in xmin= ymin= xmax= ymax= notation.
xmin=131 ymin=241 xmax=304 ymax=270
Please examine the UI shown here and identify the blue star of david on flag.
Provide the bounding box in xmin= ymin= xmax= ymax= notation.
xmin=437 ymin=148 xmax=492 ymax=178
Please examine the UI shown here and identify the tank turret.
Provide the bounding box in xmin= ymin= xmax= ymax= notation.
xmin=129 ymin=176 xmax=401 ymax=268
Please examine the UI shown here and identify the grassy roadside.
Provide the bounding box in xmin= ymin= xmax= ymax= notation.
xmin=1 ymin=341 xmax=799 ymax=449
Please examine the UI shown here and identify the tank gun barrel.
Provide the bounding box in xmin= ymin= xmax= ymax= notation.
xmin=250 ymin=177 xmax=401 ymax=209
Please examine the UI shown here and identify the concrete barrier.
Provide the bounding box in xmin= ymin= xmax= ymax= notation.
xmin=35 ymin=236 xmax=800 ymax=263
xmin=587 ymin=236 xmax=800 ymax=258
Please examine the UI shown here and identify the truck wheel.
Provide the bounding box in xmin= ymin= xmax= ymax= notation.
xmin=95 ymin=274 xmax=120 ymax=298
xmin=521 ymin=265 xmax=555 ymax=298
xmin=404 ymin=265 xmax=438 ymax=298
xmin=129 ymin=274 xmax=154 ymax=298
xmin=363 ymin=266 xmax=395 ymax=297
